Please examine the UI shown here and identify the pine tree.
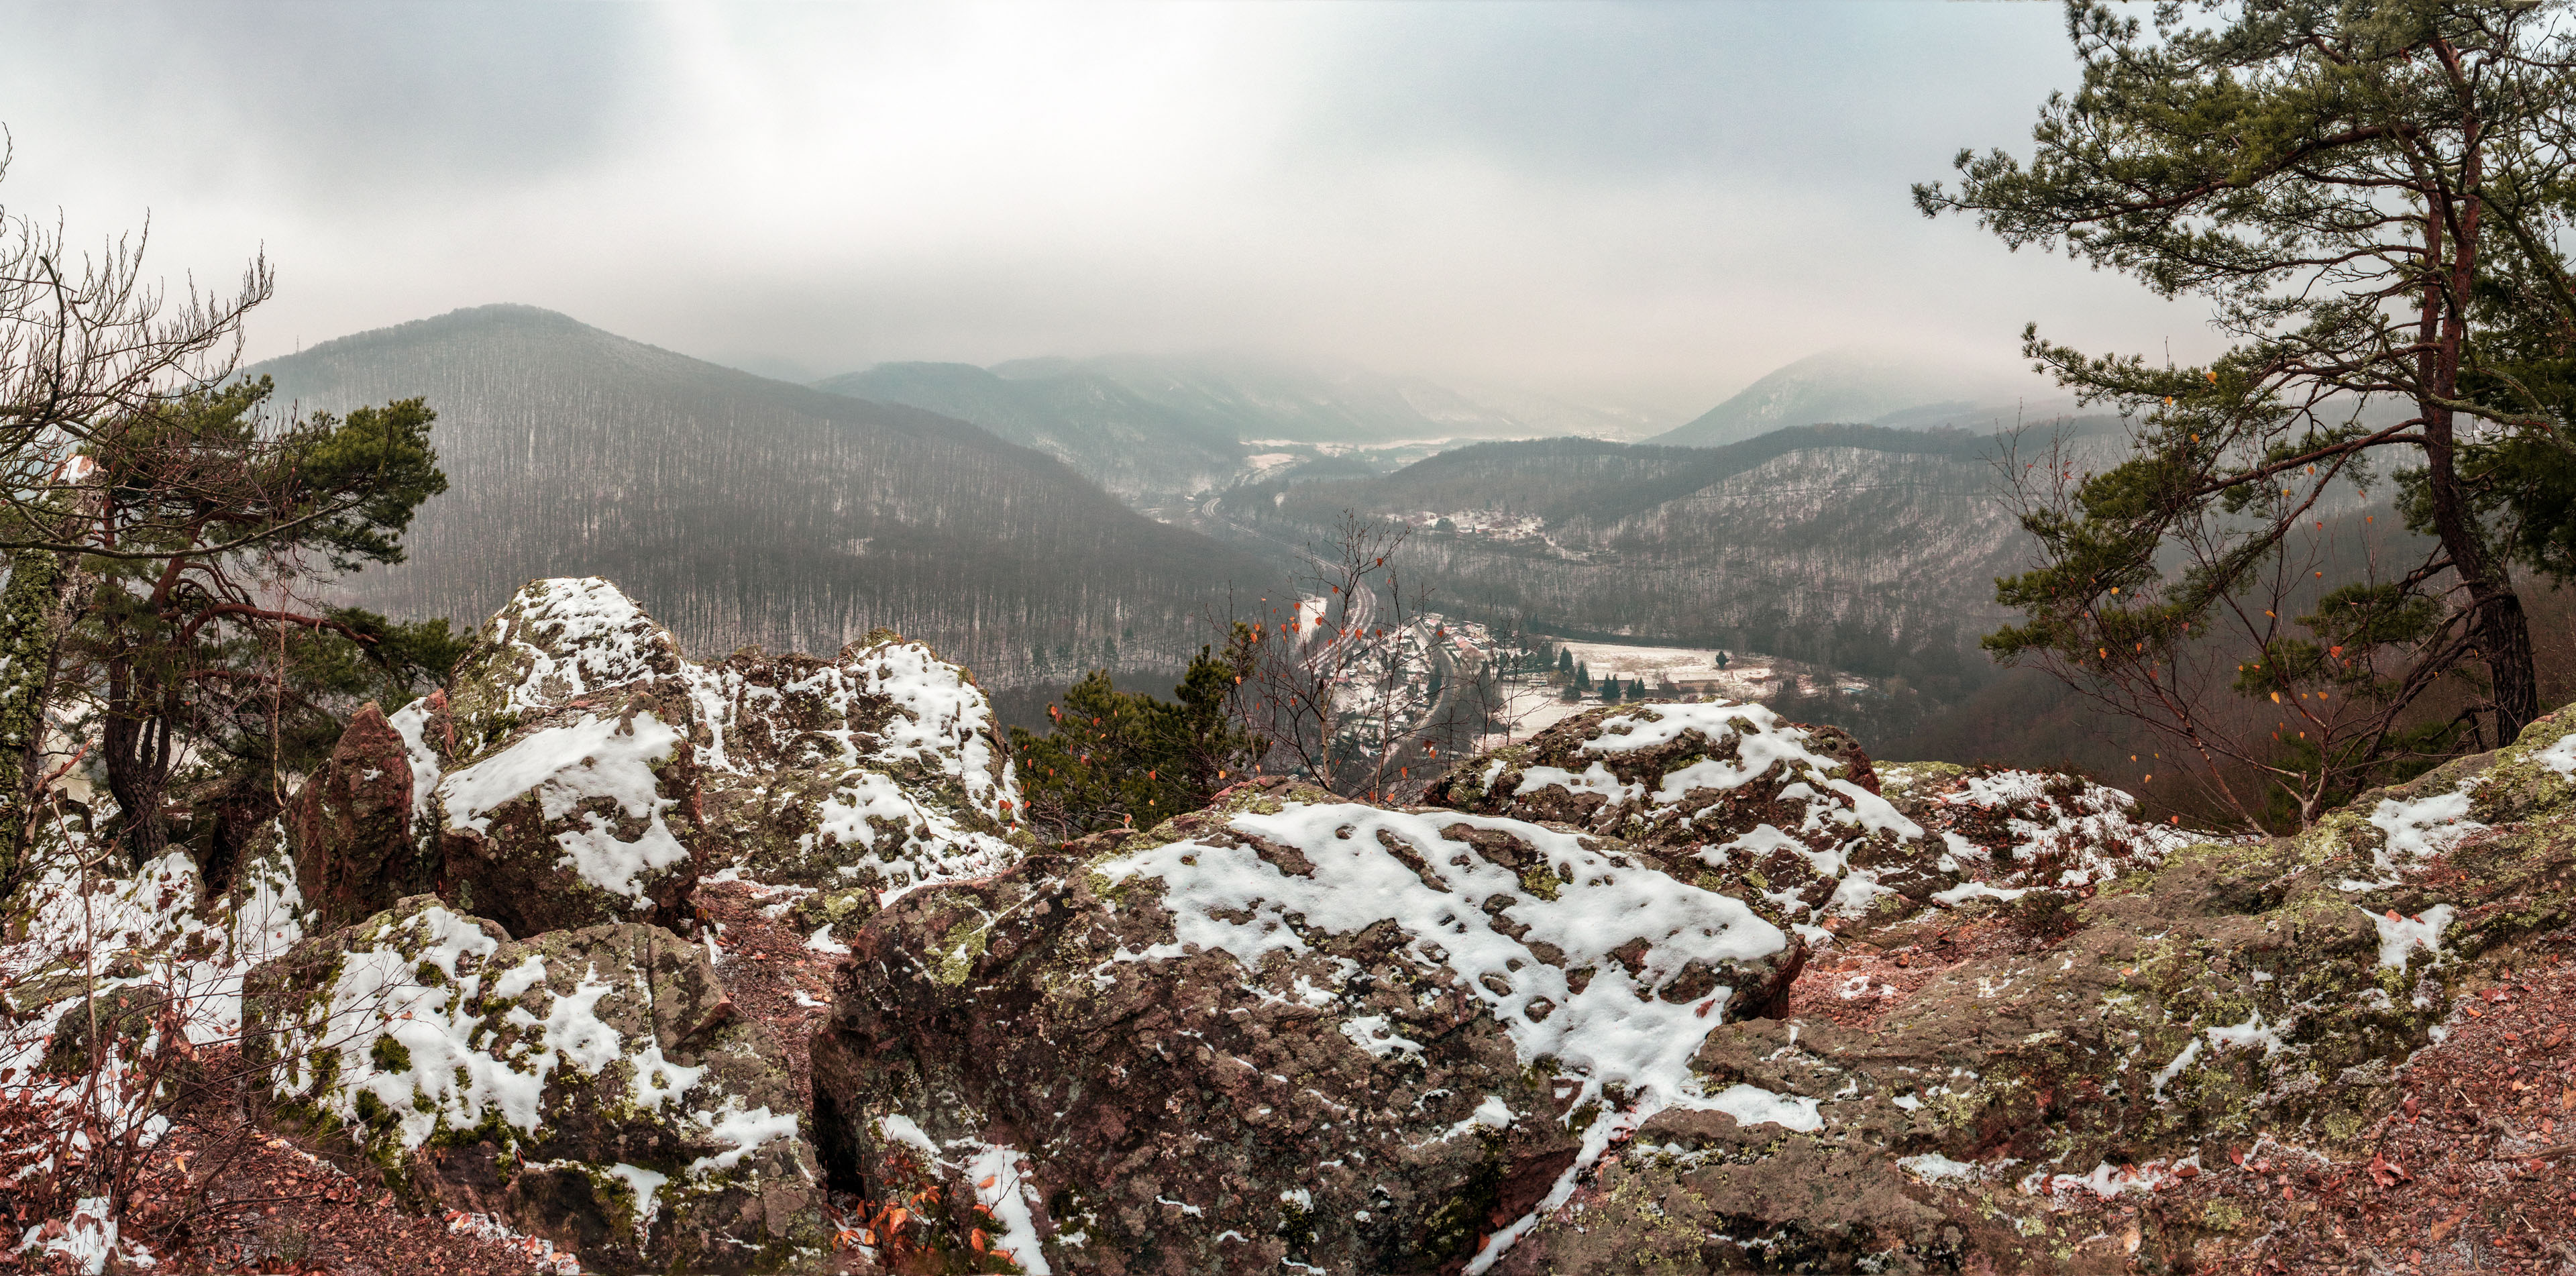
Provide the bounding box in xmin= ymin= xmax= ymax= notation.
xmin=1008 ymin=630 xmax=1265 ymax=839
xmin=58 ymin=378 xmax=457 ymax=866
xmin=1917 ymin=0 xmax=2576 ymax=826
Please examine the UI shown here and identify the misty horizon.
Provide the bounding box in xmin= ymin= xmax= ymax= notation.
xmin=1 ymin=1 xmax=2219 ymax=422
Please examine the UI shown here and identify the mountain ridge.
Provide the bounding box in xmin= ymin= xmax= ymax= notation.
xmin=246 ymin=303 xmax=1278 ymax=687
xmin=1650 ymin=346 xmax=2073 ymax=449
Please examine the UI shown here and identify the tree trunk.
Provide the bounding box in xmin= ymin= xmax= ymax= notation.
xmin=2420 ymin=177 xmax=2544 ymax=745
xmin=101 ymin=672 xmax=172 ymax=868
xmin=0 ymin=545 xmax=96 ymax=900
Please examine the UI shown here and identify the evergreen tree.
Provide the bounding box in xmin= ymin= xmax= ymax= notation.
xmin=1558 ymin=647 xmax=1574 ymax=676
xmin=1917 ymin=0 xmax=2576 ymax=826
xmin=54 ymin=378 xmax=457 ymax=867
xmin=1008 ymin=629 xmax=1265 ymax=839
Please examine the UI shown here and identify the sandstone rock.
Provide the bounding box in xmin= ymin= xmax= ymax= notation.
xmin=1482 ymin=706 xmax=2576 ymax=1273
xmin=688 ymin=631 xmax=1021 ymax=903
xmin=289 ymin=702 xmax=435 ymax=932
xmin=388 ymin=578 xmax=1022 ymax=939
xmin=244 ymin=895 xmax=824 ymax=1275
xmin=1876 ymin=760 xmax=2196 ymax=898
xmin=1431 ymin=704 xmax=2202 ymax=944
xmin=809 ymin=780 xmax=1805 ymax=1275
xmin=1426 ymin=702 xmax=1931 ymax=931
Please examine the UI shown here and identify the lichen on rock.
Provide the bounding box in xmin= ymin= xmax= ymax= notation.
xmin=243 ymin=894 xmax=823 ymax=1274
xmin=809 ymin=779 xmax=1811 ymax=1274
xmin=385 ymin=579 xmax=1024 ymax=941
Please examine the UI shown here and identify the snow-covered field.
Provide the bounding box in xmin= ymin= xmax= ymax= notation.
xmin=1552 ymin=639 xmax=1872 ymax=700
xmin=1483 ymin=641 xmax=1878 ymax=745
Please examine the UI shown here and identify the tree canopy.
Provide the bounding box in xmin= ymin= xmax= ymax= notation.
xmin=1007 ymin=635 xmax=1266 ymax=839
xmin=1918 ymin=0 xmax=2576 ymax=827
xmin=56 ymin=377 xmax=456 ymax=867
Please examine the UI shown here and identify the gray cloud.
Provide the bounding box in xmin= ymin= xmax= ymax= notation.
xmin=0 ymin=1 xmax=2209 ymax=423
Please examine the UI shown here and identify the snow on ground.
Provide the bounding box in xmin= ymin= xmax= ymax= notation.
xmin=1553 ymin=640 xmax=1852 ymax=701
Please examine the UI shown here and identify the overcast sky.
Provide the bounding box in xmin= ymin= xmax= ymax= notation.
xmin=0 ymin=1 xmax=2210 ymax=418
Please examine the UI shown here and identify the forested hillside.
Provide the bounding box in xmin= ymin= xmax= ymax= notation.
xmin=1205 ymin=423 xmax=2121 ymax=692
xmin=812 ymin=361 xmax=1244 ymax=500
xmin=814 ymin=352 xmax=1662 ymax=503
xmin=249 ymin=305 xmax=1277 ymax=686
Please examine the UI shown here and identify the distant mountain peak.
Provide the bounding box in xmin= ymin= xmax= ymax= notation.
xmin=1650 ymin=346 xmax=2067 ymax=449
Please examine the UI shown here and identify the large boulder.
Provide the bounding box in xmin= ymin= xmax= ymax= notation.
xmin=688 ymin=631 xmax=1022 ymax=902
xmin=1479 ymin=704 xmax=2576 ymax=1273
xmin=421 ymin=578 xmax=710 ymax=935
xmin=1432 ymin=702 xmax=2197 ymax=941
xmin=808 ymin=780 xmax=1807 ymax=1275
xmin=340 ymin=577 xmax=1024 ymax=939
xmin=243 ymin=894 xmax=824 ymax=1274
xmin=1427 ymin=702 xmax=1934 ymax=932
xmin=1877 ymin=760 xmax=2194 ymax=896
xmin=288 ymin=702 xmax=435 ymax=932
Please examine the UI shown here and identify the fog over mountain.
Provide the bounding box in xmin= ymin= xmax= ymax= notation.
xmin=1198 ymin=425 xmax=2092 ymax=689
xmin=1650 ymin=346 xmax=2077 ymax=449
xmin=247 ymin=305 xmax=1276 ymax=686
xmin=816 ymin=352 xmax=1662 ymax=501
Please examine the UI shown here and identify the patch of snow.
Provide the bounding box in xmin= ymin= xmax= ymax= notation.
xmin=16 ymin=1197 xmax=121 ymax=1275
xmin=438 ymin=711 xmax=689 ymax=904
xmin=686 ymin=1104 xmax=801 ymax=1175
xmin=1508 ymin=761 xmax=1641 ymax=804
xmin=1897 ymin=1153 xmax=1978 ymax=1183
xmin=1697 ymin=823 xmax=1804 ymax=867
xmin=606 ymin=1163 xmax=667 ymax=1236
xmin=1422 ymin=1095 xmax=1517 ymax=1145
xmin=1933 ymin=880 xmax=2031 ymax=906
xmin=1338 ymin=1015 xmax=1424 ymax=1059
xmin=1707 ymin=1083 xmax=1823 ymax=1132
xmin=873 ymin=1114 xmax=941 ymax=1161
xmin=2367 ymin=904 xmax=2457 ymax=969
xmin=386 ymin=698 xmax=445 ymax=825
xmin=962 ymin=1142 xmax=1051 ymax=1275
xmin=2149 ymin=1039 xmax=2202 ymax=1102
xmin=2365 ymin=786 xmax=2483 ymax=871
xmin=2203 ymin=1011 xmax=2287 ymax=1057
xmin=2536 ymin=729 xmax=2576 ymax=777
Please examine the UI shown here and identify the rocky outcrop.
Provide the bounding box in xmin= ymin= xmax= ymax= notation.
xmin=243 ymin=894 xmax=824 ymax=1274
xmin=802 ymin=701 xmax=2576 ymax=1273
xmin=288 ymin=703 xmax=434 ymax=932
xmin=687 ymin=631 xmax=1022 ymax=903
xmin=808 ymin=779 xmax=1807 ymax=1275
xmin=1479 ymin=705 xmax=2576 ymax=1273
xmin=417 ymin=579 xmax=712 ymax=935
xmin=31 ymin=564 xmax=2576 ymax=1275
xmin=1432 ymin=703 xmax=2192 ymax=940
xmin=1878 ymin=760 xmax=2192 ymax=896
xmin=350 ymin=577 xmax=1024 ymax=941
xmin=1426 ymin=702 xmax=1936 ymax=932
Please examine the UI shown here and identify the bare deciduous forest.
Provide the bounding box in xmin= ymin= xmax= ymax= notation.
xmin=249 ymin=305 xmax=1279 ymax=686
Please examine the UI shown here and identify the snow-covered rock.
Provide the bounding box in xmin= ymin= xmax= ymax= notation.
xmin=1876 ymin=761 xmax=2196 ymax=895
xmin=314 ymin=577 xmax=1025 ymax=939
xmin=1434 ymin=702 xmax=2202 ymax=937
xmin=810 ymin=779 xmax=1807 ymax=1274
xmin=243 ymin=894 xmax=823 ymax=1274
xmin=1428 ymin=702 xmax=1934 ymax=929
